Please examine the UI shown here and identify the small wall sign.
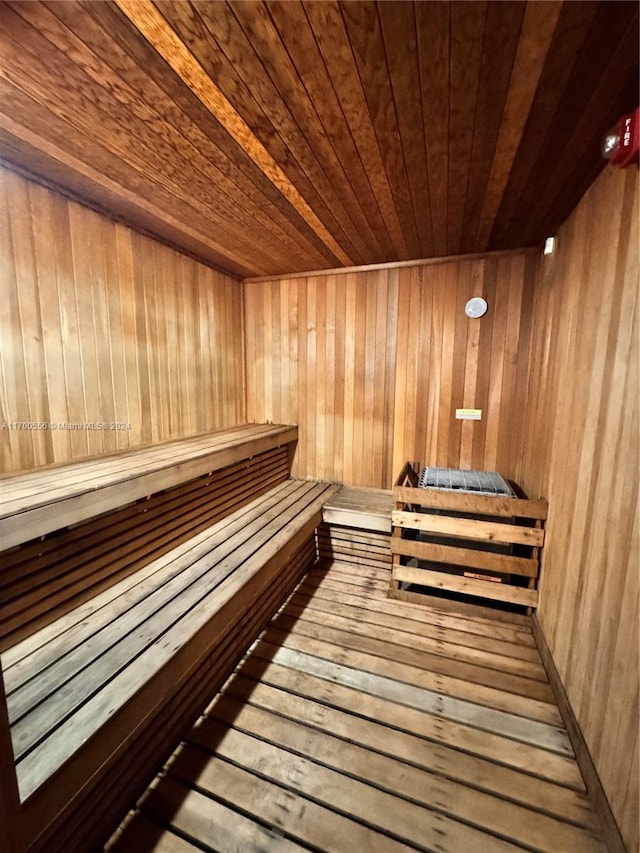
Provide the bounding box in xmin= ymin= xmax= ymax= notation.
xmin=456 ymin=408 xmax=482 ymax=420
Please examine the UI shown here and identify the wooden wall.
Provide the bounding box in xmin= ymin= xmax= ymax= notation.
xmin=516 ymin=166 xmax=638 ymax=852
xmin=244 ymin=250 xmax=538 ymax=487
xmin=0 ymin=165 xmax=245 ymax=474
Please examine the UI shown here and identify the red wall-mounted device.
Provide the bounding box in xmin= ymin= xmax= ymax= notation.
xmin=603 ymin=107 xmax=639 ymax=168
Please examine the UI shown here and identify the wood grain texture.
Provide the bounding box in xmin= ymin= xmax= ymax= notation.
xmin=392 ymin=485 xmax=547 ymax=519
xmin=0 ymin=166 xmax=245 ymax=474
xmin=245 ymin=251 xmax=537 ymax=487
xmin=532 ymin=617 xmax=626 ymax=853
xmin=516 ymin=167 xmax=639 ymax=853
xmin=0 ymin=1 xmax=636 ymax=276
xmin=322 ymin=485 xmax=393 ymax=533
xmin=390 ymin=481 xmax=545 ymax=610
xmin=391 ymin=538 xmax=539 ymax=579
xmin=0 ymin=425 xmax=296 ymax=549
xmin=0 ymin=444 xmax=291 ymax=649
xmin=6 ymin=475 xmax=332 ymax=852
xmin=391 ymin=510 xmax=544 ymax=547
xmin=393 ymin=565 xmax=538 ymax=609
xmin=113 ymin=560 xmax=607 ymax=853
xmin=114 ymin=0 xmax=351 ymax=268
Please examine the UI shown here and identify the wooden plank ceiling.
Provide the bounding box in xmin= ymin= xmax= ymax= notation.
xmin=0 ymin=0 xmax=637 ymax=278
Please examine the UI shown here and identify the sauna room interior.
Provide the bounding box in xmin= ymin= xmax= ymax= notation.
xmin=0 ymin=1 xmax=638 ymax=852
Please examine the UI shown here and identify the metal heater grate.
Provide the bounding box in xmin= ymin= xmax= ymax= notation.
xmin=417 ymin=467 xmax=515 ymax=497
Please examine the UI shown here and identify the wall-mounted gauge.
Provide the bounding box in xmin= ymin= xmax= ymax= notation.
xmin=465 ymin=297 xmax=488 ymax=318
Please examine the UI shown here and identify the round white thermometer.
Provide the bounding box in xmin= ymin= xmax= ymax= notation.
xmin=465 ymin=297 xmax=488 ymax=318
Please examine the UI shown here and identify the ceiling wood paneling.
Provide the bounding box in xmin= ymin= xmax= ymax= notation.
xmin=0 ymin=0 xmax=637 ymax=277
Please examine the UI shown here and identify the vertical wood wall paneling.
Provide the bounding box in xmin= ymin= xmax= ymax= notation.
xmin=0 ymin=165 xmax=245 ymax=474
xmin=517 ymin=167 xmax=639 ymax=852
xmin=244 ymin=250 xmax=536 ymax=488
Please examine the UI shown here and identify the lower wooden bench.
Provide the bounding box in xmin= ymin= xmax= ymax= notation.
xmin=2 ymin=478 xmax=337 ymax=852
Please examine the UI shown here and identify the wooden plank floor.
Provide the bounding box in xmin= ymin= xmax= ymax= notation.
xmin=109 ymin=561 xmax=606 ymax=853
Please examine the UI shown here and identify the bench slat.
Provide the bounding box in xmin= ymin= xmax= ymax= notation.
xmin=0 ymin=447 xmax=290 ymax=651
xmin=22 ymin=537 xmax=317 ymax=853
xmin=322 ymin=486 xmax=393 ymax=533
xmin=1 ymin=446 xmax=287 ymax=582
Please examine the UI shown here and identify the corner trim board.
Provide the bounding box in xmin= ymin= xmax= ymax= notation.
xmin=531 ymin=616 xmax=626 ymax=853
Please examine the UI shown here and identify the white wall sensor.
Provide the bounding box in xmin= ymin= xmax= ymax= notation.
xmin=464 ymin=297 xmax=488 ymax=318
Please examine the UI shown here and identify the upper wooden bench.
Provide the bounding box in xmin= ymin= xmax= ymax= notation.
xmin=0 ymin=423 xmax=297 ymax=551
xmin=0 ymin=425 xmax=297 ymax=649
xmin=0 ymin=424 xmax=338 ymax=851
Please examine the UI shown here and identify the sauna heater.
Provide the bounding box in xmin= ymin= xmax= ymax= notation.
xmin=417 ymin=466 xmax=516 ymax=498
xmin=409 ymin=466 xmax=516 ymax=588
